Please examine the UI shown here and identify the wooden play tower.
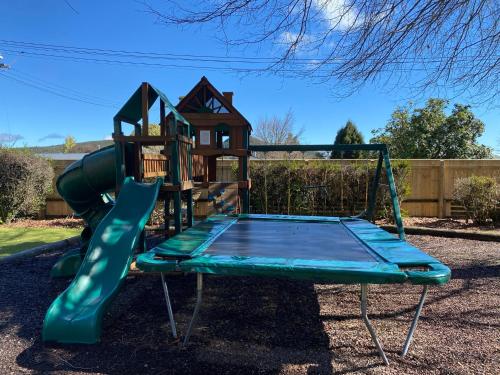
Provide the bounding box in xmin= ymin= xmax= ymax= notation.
xmin=112 ymin=82 xmax=194 ymax=235
xmin=170 ymin=77 xmax=252 ymax=215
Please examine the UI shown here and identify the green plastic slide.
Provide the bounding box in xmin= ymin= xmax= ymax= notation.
xmin=43 ymin=176 xmax=162 ymax=344
xmin=51 ymin=145 xmax=137 ymax=277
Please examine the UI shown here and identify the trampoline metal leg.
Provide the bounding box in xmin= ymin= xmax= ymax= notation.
xmin=183 ymin=273 xmax=203 ymax=347
xmin=161 ymin=273 xmax=178 ymax=339
xmin=401 ymin=285 xmax=428 ymax=357
xmin=360 ymin=284 xmax=389 ymax=365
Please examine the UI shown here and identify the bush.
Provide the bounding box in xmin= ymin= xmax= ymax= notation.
xmin=0 ymin=148 xmax=54 ymax=223
xmin=454 ymin=176 xmax=499 ymax=225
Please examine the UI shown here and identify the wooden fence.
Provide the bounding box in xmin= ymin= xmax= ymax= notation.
xmin=43 ymin=158 xmax=500 ymax=218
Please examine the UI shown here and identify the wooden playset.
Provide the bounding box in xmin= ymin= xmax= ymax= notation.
xmin=111 ymin=77 xmax=252 ymax=237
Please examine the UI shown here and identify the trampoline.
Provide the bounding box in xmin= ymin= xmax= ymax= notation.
xmin=137 ymin=214 xmax=450 ymax=365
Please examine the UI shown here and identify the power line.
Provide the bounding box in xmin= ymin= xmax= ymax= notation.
xmin=0 ymin=48 xmax=266 ymax=73
xmin=0 ymin=71 xmax=118 ymax=108
xmin=0 ymin=39 xmax=496 ymax=65
xmin=8 ymin=68 xmax=121 ymax=106
xmin=0 ymin=47 xmax=475 ymax=76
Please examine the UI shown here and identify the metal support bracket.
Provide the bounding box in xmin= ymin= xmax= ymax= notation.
xmin=183 ymin=272 xmax=203 ymax=347
xmin=401 ymin=285 xmax=428 ymax=356
xmin=360 ymin=284 xmax=389 ymax=365
xmin=161 ymin=273 xmax=177 ymax=339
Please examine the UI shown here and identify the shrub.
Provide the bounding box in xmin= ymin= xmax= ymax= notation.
xmin=0 ymin=148 xmax=54 ymax=223
xmin=453 ymin=176 xmax=499 ymax=225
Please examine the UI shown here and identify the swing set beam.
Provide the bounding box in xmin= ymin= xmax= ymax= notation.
xmin=248 ymin=143 xmax=388 ymax=153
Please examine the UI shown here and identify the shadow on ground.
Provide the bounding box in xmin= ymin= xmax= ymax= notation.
xmin=2 ymin=250 xmax=334 ymax=374
xmin=0 ymin=234 xmax=498 ymax=374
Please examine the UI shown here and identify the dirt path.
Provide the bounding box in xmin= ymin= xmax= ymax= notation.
xmin=0 ymin=235 xmax=498 ymax=374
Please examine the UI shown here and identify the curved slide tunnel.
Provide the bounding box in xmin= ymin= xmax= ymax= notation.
xmin=43 ymin=176 xmax=162 ymax=343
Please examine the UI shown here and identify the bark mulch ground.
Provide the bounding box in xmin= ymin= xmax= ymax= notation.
xmin=378 ymin=217 xmax=500 ymax=235
xmin=5 ymin=218 xmax=84 ymax=229
xmin=0 ymin=235 xmax=498 ymax=374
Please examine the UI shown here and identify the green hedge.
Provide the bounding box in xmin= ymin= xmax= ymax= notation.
xmin=245 ymin=160 xmax=410 ymax=220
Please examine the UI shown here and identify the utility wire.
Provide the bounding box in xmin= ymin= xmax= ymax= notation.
xmin=0 ymin=48 xmax=467 ymax=75
xmin=0 ymin=39 xmax=496 ymax=65
xmin=8 ymin=68 xmax=121 ymax=106
xmin=0 ymin=71 xmax=118 ymax=108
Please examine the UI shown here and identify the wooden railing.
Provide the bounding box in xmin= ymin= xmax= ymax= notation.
xmin=178 ymin=139 xmax=191 ymax=182
xmin=143 ymin=153 xmax=168 ymax=178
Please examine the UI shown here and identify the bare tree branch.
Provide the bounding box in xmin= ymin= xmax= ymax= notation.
xmin=145 ymin=0 xmax=500 ymax=103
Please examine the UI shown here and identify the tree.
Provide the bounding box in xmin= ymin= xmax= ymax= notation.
xmin=147 ymin=1 xmax=499 ymax=103
xmin=253 ymin=109 xmax=303 ymax=159
xmin=63 ymin=136 xmax=76 ymax=153
xmin=330 ymin=120 xmax=364 ymax=159
xmin=129 ymin=123 xmax=161 ymax=136
xmin=371 ymin=99 xmax=493 ymax=159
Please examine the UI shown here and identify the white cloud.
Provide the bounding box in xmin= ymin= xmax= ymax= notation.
xmin=313 ymin=0 xmax=363 ymax=31
xmin=104 ymin=134 xmax=113 ymax=140
xmin=281 ymin=31 xmax=313 ymax=45
xmin=279 ymin=31 xmax=314 ymax=54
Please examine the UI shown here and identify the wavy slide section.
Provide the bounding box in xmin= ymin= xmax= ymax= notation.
xmin=43 ymin=176 xmax=162 ymax=344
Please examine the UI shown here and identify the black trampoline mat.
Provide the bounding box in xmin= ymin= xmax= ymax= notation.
xmin=204 ymin=219 xmax=378 ymax=262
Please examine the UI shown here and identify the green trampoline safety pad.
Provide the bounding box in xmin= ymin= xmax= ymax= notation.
xmin=137 ymin=214 xmax=450 ymax=285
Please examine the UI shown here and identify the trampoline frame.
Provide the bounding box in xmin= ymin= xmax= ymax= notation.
xmin=159 ymin=272 xmax=429 ymax=366
xmin=137 ymin=144 xmax=448 ymax=365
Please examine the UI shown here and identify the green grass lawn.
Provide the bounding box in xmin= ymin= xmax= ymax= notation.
xmin=0 ymin=227 xmax=81 ymax=258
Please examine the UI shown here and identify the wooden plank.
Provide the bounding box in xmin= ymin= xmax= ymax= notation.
xmin=438 ymin=160 xmax=445 ymax=218
xmin=142 ymin=153 xmax=168 ymax=160
xmin=113 ymin=135 xmax=192 ymax=144
xmin=191 ymin=148 xmax=250 ymax=157
xmin=160 ymin=99 xmax=166 ymax=136
xmin=160 ymin=180 xmax=194 ymax=192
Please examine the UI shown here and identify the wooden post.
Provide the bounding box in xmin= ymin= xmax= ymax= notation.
xmin=203 ymin=156 xmax=209 ymax=183
xmin=438 ymin=160 xmax=445 ymax=218
xmin=160 ymin=99 xmax=166 ymax=136
xmin=241 ymin=156 xmax=249 ymax=213
xmin=173 ymin=191 xmax=182 ymax=233
xmin=164 ymin=196 xmax=171 ymax=239
xmin=113 ymin=119 xmax=125 ymax=194
xmin=141 ymin=82 xmax=149 ymax=136
xmin=208 ymin=156 xmax=217 ymax=181
xmin=186 ymin=189 xmax=194 ymax=228
xmin=171 ymin=119 xmax=182 ymax=234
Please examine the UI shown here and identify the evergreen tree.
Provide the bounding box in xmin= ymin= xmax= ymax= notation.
xmin=330 ymin=120 xmax=365 ymax=159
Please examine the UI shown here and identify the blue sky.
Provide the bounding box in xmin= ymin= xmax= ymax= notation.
xmin=0 ymin=1 xmax=498 ymax=152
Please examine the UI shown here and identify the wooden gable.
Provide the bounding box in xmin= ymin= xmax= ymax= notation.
xmin=174 ymin=77 xmax=251 ymax=130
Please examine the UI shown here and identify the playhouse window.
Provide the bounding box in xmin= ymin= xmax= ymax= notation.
xmin=216 ymin=130 xmax=230 ymax=149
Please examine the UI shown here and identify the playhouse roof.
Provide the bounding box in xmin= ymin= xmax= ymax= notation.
xmin=114 ymin=83 xmax=189 ymax=125
xmin=174 ymin=76 xmax=251 ymax=129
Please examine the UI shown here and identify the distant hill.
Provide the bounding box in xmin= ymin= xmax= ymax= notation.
xmin=27 ymin=136 xmax=325 ymax=158
xmin=31 ymin=136 xmax=262 ymax=154
xmin=29 ymin=140 xmax=113 ymax=154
